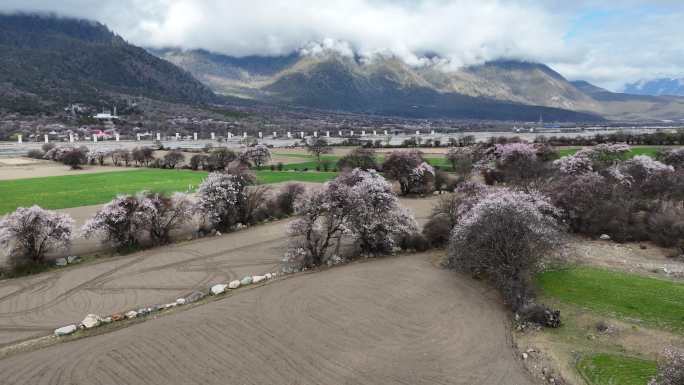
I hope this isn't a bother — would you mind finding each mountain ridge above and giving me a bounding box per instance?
[0,13,218,113]
[152,47,684,122]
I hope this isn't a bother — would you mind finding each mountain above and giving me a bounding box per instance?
[0,14,217,113]
[624,78,684,97]
[571,80,684,121]
[154,49,603,122]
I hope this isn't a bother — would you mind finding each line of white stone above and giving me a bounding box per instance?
[54,272,277,337]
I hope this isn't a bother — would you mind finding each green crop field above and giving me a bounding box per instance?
[577,354,656,385]
[537,267,684,331]
[0,169,337,214]
[255,170,337,184]
[271,153,453,171]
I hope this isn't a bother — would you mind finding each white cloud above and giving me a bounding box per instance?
[2,0,684,91]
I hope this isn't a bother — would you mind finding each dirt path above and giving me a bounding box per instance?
[0,253,532,385]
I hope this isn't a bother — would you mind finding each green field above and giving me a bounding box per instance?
[272,153,453,171]
[255,170,337,184]
[537,267,684,331]
[557,147,663,158]
[577,354,656,385]
[0,169,337,214]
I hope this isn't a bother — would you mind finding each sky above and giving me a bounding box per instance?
[2,0,684,91]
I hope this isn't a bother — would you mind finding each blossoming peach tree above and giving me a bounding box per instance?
[284,169,418,270]
[0,206,73,265]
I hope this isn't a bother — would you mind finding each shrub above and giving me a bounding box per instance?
[649,348,684,385]
[494,142,550,186]
[0,206,73,265]
[337,147,378,171]
[422,214,452,247]
[87,149,110,166]
[136,192,194,246]
[305,137,332,165]
[163,150,185,169]
[277,162,284,171]
[433,170,449,193]
[554,152,593,175]
[82,195,143,251]
[406,162,435,194]
[656,148,684,169]
[242,143,271,169]
[382,150,425,195]
[517,303,561,328]
[207,148,236,171]
[398,232,430,252]
[62,147,88,169]
[41,143,55,153]
[534,143,560,162]
[549,172,616,236]
[275,183,306,215]
[241,185,271,225]
[446,146,475,177]
[132,146,154,166]
[27,149,44,159]
[189,154,208,170]
[111,149,132,167]
[647,203,684,253]
[447,188,563,310]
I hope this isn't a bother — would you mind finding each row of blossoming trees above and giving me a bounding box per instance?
[34,142,273,171]
[0,163,301,273]
[417,143,684,329]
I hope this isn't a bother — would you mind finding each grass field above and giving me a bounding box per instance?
[255,170,337,184]
[577,353,656,385]
[272,153,453,171]
[0,169,337,214]
[557,147,663,158]
[537,267,684,331]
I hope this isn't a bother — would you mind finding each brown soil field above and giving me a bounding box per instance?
[0,253,533,385]
[0,196,438,347]
[0,158,137,180]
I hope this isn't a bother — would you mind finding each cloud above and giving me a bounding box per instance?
[2,0,684,91]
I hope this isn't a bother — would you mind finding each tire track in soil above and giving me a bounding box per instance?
[0,253,533,385]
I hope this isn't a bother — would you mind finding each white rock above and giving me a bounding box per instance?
[66,255,81,264]
[54,324,78,336]
[228,280,241,289]
[55,258,68,267]
[522,352,528,360]
[80,314,102,329]
[240,276,253,285]
[265,273,272,279]
[102,317,113,324]
[176,298,186,305]
[600,234,611,240]
[252,275,266,283]
[211,284,227,295]
[125,310,138,319]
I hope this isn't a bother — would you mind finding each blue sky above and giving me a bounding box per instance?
[2,0,683,91]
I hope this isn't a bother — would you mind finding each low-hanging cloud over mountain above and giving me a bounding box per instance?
[2,0,684,91]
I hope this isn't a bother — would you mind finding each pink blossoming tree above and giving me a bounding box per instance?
[0,206,73,264]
